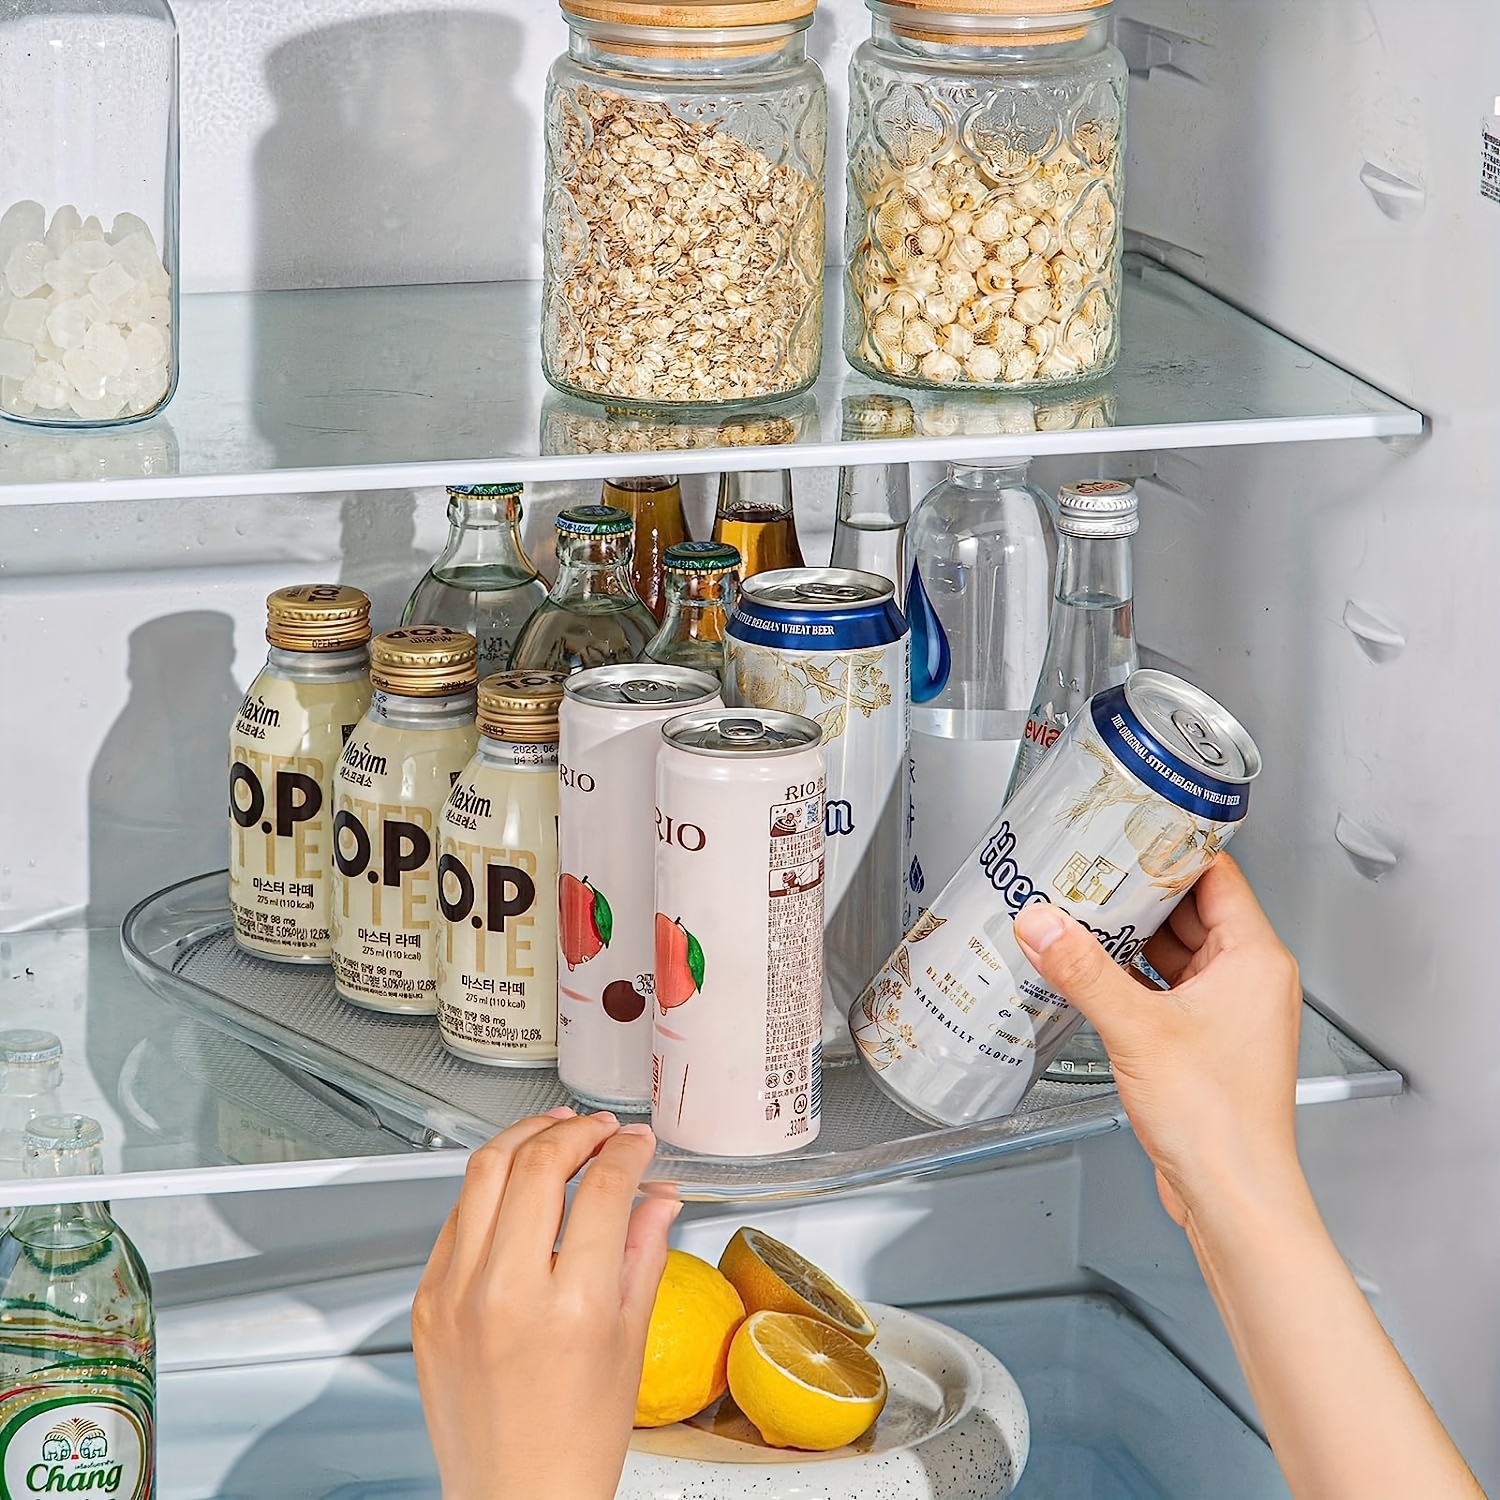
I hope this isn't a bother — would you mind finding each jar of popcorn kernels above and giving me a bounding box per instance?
[845,0,1124,391]
[542,0,826,409]
[0,0,179,426]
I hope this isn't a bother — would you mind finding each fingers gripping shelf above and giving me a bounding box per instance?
[110,872,1404,1207]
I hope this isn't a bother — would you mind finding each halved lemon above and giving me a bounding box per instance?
[719,1225,877,1347]
[727,1310,888,1451]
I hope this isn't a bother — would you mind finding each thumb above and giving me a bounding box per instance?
[1013,901,1141,1034]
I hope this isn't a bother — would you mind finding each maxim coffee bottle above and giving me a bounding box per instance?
[331,626,479,1013]
[437,671,567,1065]
[229,585,372,963]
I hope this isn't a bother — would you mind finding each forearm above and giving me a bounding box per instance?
[1183,1170,1481,1500]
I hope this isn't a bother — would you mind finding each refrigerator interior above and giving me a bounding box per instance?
[0,0,1495,1490]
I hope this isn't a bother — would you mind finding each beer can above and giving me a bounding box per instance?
[723,568,910,1058]
[851,670,1260,1126]
[557,664,720,1111]
[653,710,826,1157]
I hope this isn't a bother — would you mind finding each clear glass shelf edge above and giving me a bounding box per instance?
[73,871,1404,1209]
[0,256,1423,504]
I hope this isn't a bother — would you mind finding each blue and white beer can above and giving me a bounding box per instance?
[850,670,1260,1126]
[724,569,910,1056]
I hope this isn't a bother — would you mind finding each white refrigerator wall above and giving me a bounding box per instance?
[0,0,1494,1483]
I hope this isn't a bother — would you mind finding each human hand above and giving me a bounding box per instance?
[1013,854,1304,1230]
[412,1108,680,1500]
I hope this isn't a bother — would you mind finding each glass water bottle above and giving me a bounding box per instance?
[1007,479,1138,799]
[830,394,914,586]
[0,1030,63,1166]
[0,0,179,425]
[508,505,659,674]
[0,1116,155,1496]
[602,475,689,623]
[906,459,1054,910]
[403,484,547,677]
[645,541,740,680]
[712,470,804,580]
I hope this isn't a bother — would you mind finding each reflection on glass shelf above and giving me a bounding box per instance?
[120,873,1404,1206]
[0,256,1422,504]
[0,926,431,1206]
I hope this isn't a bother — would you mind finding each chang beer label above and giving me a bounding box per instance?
[1,1392,151,1498]
[229,671,369,961]
[329,720,477,1012]
[436,744,560,1061]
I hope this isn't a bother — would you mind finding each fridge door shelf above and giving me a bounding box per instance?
[0,255,1422,505]
[119,871,1404,1206]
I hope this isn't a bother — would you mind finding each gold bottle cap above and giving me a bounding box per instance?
[266,585,372,652]
[369,626,479,697]
[478,671,568,742]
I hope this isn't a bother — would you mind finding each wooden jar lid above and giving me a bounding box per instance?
[879,0,1108,45]
[561,0,815,28]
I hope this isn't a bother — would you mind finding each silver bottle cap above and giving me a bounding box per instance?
[1,1029,63,1066]
[23,1114,104,1179]
[1055,480,1139,538]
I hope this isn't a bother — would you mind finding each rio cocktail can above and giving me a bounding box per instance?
[723,568,909,1057]
[556,664,720,1111]
[851,670,1260,1126]
[653,710,826,1157]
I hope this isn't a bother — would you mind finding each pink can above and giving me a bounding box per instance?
[653,709,825,1157]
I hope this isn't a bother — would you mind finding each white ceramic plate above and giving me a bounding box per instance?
[619,1303,1029,1500]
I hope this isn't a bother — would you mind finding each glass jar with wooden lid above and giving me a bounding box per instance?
[542,0,827,409]
[844,0,1124,391]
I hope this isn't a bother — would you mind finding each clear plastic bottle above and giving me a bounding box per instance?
[0,1031,64,1167]
[601,476,689,623]
[402,484,547,678]
[905,459,1054,911]
[711,470,804,580]
[830,394,914,588]
[0,1116,154,1496]
[644,541,740,680]
[1007,480,1139,799]
[508,505,659,674]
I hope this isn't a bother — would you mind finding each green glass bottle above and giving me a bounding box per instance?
[0,1116,154,1500]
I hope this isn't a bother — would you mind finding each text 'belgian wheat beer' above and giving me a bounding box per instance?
[331,627,479,1013]
[556,665,721,1111]
[851,671,1260,1126]
[653,711,826,1157]
[724,568,910,1059]
[229,586,372,962]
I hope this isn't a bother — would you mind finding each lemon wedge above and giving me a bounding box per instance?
[634,1248,745,1428]
[727,1309,888,1451]
[719,1225,877,1347]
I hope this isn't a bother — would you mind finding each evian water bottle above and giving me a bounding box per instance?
[851,671,1260,1126]
[905,459,1053,913]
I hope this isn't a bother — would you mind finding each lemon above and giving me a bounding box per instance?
[634,1248,746,1428]
[719,1226,877,1347]
[727,1310,888,1451]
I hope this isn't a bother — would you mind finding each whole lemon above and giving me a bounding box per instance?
[634,1249,746,1427]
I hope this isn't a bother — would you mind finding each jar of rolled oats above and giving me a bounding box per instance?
[542,0,826,409]
[845,0,1124,391]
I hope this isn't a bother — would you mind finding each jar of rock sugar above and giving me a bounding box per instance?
[0,0,179,426]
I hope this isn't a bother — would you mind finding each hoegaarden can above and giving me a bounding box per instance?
[653,709,825,1158]
[724,568,910,1057]
[556,664,720,1111]
[851,670,1260,1126]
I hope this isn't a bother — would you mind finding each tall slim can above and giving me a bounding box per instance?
[724,568,909,1056]
[556,665,720,1111]
[653,710,826,1157]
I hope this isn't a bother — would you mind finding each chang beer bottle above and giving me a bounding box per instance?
[331,627,479,1013]
[0,1116,154,1500]
[229,585,373,962]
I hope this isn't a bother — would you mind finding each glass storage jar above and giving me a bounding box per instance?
[0,0,179,426]
[845,0,1123,391]
[543,0,826,409]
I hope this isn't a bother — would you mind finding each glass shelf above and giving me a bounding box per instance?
[112,871,1403,1208]
[0,255,1421,504]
